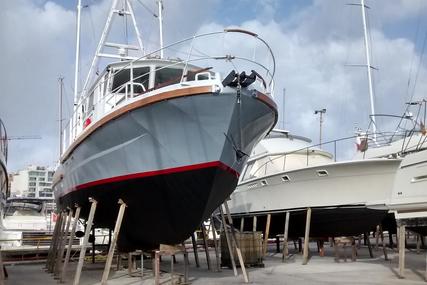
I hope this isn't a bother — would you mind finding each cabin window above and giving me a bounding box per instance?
[242,161,255,181]
[154,67,183,88]
[133,67,150,93]
[112,69,130,93]
[112,67,150,94]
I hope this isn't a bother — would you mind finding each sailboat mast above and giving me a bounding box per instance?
[157,0,164,58]
[73,0,82,107]
[360,0,377,137]
[58,77,64,157]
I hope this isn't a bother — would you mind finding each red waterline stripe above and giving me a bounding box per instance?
[67,161,239,194]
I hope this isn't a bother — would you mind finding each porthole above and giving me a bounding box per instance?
[316,170,328,177]
[281,175,290,182]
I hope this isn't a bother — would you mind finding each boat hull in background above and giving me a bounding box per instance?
[229,158,401,238]
[233,206,389,238]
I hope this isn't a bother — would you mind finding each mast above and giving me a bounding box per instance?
[58,77,64,157]
[282,88,286,129]
[81,0,144,96]
[157,0,164,58]
[73,0,82,107]
[360,0,377,138]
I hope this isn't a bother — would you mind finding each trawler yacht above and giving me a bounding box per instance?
[53,0,277,251]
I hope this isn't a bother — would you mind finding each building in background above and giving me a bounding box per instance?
[10,165,54,200]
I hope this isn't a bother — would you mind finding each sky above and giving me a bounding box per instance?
[1,0,427,172]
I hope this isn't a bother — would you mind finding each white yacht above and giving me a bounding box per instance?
[228,129,400,237]
[1,198,55,248]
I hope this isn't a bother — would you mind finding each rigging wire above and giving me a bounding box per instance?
[393,3,426,136]
[135,0,158,18]
[87,4,98,74]
[405,0,422,101]
[410,29,427,102]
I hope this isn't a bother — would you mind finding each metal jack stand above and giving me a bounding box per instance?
[220,200,249,283]
[101,199,127,285]
[61,205,81,283]
[73,198,98,285]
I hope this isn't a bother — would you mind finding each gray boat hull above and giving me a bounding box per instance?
[54,87,277,250]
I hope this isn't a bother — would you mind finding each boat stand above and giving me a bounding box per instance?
[398,224,406,278]
[302,208,312,265]
[263,214,271,256]
[0,246,5,284]
[375,225,380,251]
[253,216,257,231]
[380,225,388,260]
[60,205,81,283]
[220,200,249,283]
[54,208,73,279]
[153,244,189,285]
[46,211,65,273]
[417,234,422,254]
[365,232,374,258]
[101,199,127,284]
[210,215,221,272]
[282,211,290,262]
[73,198,98,285]
[200,222,212,271]
[333,237,356,262]
[190,233,200,267]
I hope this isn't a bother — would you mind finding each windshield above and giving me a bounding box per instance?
[4,202,44,217]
